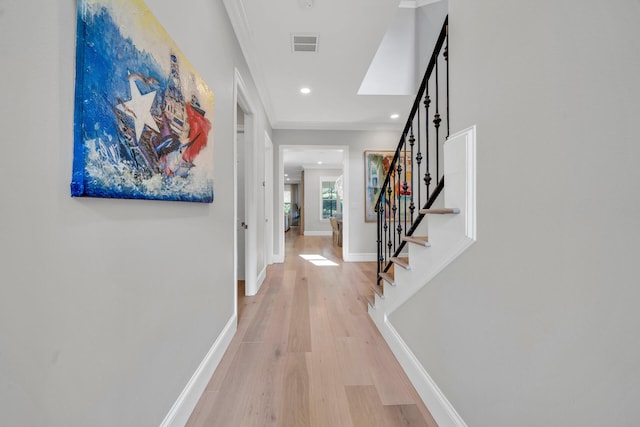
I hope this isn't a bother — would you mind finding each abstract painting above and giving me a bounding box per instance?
[364,150,412,222]
[71,0,215,202]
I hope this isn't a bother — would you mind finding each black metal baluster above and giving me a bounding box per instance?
[409,125,415,224]
[444,24,449,140]
[386,184,392,260]
[403,138,408,235]
[415,108,422,211]
[434,52,441,184]
[424,89,432,202]
[376,204,381,284]
[391,166,397,254]
[397,158,402,246]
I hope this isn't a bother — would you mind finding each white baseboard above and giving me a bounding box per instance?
[256,266,266,291]
[379,316,467,427]
[159,315,237,427]
[303,230,332,236]
[343,252,377,262]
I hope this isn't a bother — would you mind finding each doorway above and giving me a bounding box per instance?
[278,145,349,262]
[234,69,269,303]
[236,105,246,302]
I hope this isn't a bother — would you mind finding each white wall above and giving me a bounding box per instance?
[0,1,269,426]
[273,129,399,260]
[303,168,342,235]
[390,1,640,426]
[415,0,449,79]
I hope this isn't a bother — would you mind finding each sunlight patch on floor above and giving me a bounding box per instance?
[299,254,339,266]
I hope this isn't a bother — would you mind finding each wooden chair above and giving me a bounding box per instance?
[329,217,342,247]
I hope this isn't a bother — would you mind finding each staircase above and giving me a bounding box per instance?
[367,126,476,427]
[367,126,476,316]
[364,15,477,427]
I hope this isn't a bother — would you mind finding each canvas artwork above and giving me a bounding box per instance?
[364,150,412,222]
[71,0,215,202]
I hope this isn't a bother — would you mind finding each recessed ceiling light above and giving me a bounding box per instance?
[390,113,400,119]
[285,173,289,177]
[300,87,311,94]
[317,161,323,165]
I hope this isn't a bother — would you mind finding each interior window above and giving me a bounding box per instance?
[321,180,337,219]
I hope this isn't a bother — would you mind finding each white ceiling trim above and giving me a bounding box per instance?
[223,0,276,127]
[300,164,343,170]
[273,120,404,132]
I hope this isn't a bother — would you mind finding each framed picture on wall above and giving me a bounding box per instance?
[364,150,413,222]
[71,0,215,203]
[364,150,392,222]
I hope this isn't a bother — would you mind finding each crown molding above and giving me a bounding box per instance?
[223,0,276,126]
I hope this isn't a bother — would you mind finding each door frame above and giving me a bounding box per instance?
[234,69,259,298]
[264,132,274,266]
[276,144,349,262]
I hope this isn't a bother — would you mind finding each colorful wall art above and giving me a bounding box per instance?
[364,150,412,222]
[71,0,215,202]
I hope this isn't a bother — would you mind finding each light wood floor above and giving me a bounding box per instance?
[186,227,437,427]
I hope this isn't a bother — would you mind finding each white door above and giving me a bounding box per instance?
[236,106,246,281]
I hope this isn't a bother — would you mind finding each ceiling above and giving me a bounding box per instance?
[223,0,443,178]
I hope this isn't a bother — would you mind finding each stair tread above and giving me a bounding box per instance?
[390,257,411,270]
[418,207,460,215]
[378,272,395,286]
[402,235,431,247]
[364,294,376,309]
[371,284,384,299]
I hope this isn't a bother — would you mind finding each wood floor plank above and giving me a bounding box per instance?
[280,352,311,427]
[287,275,311,352]
[367,335,422,406]
[335,337,374,386]
[243,278,281,343]
[197,342,263,426]
[308,281,354,427]
[344,385,388,427]
[239,277,292,426]
[202,299,261,393]
[383,403,437,427]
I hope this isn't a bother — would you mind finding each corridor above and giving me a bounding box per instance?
[186,228,436,426]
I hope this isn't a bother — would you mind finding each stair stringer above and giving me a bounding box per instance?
[368,126,476,427]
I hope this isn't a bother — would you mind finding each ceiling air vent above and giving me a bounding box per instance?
[292,34,319,53]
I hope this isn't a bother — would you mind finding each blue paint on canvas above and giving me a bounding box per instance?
[72,0,214,203]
